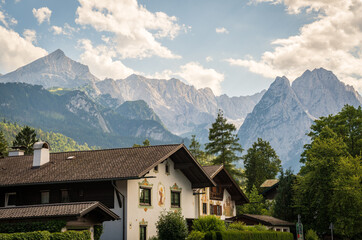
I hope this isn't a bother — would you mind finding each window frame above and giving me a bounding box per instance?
[139,187,152,206]
[170,190,181,208]
[5,192,16,207]
[165,163,170,175]
[139,225,147,240]
[41,191,50,204]
[61,189,70,203]
[202,203,207,214]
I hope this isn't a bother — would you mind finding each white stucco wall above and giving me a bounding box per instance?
[126,158,196,240]
[198,187,236,220]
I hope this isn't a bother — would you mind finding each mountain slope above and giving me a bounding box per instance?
[0,82,183,148]
[238,77,313,170]
[292,68,361,118]
[0,49,99,88]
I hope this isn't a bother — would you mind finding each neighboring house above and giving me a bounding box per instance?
[229,214,294,232]
[0,142,215,240]
[196,165,249,220]
[260,179,279,200]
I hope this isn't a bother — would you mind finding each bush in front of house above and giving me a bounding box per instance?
[0,230,91,240]
[156,211,188,240]
[305,229,319,240]
[192,215,226,233]
[186,231,206,240]
[0,220,66,233]
[203,230,294,240]
[93,225,103,240]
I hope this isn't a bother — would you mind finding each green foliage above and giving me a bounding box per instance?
[93,225,103,240]
[0,121,97,153]
[0,130,8,157]
[156,211,188,240]
[143,139,150,146]
[192,215,226,233]
[0,220,66,233]
[273,169,297,222]
[186,231,206,240]
[49,230,90,240]
[243,138,281,192]
[0,230,91,240]
[12,125,38,154]
[237,185,271,215]
[206,110,243,176]
[305,229,319,240]
[294,105,362,239]
[189,135,211,165]
[148,237,159,240]
[219,230,293,240]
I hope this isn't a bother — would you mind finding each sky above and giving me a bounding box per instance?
[0,0,361,97]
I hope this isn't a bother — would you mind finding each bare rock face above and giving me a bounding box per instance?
[0,49,99,88]
[238,69,362,170]
[292,68,361,118]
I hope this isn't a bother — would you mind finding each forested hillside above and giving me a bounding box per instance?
[0,121,98,152]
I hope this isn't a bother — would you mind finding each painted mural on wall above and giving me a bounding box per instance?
[158,182,165,207]
[223,196,234,216]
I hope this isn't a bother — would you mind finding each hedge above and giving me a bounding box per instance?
[204,230,294,240]
[93,225,103,240]
[0,220,66,233]
[0,230,91,240]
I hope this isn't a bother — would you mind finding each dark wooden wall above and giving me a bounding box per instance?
[0,181,114,208]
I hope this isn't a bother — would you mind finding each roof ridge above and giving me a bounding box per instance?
[0,201,99,209]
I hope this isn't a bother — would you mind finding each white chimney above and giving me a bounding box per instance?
[8,150,25,157]
[33,142,50,167]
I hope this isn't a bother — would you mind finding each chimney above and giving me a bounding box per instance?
[8,150,25,157]
[33,142,50,167]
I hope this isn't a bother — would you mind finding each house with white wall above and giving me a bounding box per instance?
[0,143,215,240]
[196,165,249,220]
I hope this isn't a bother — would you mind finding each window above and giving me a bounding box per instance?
[171,191,180,208]
[139,187,151,205]
[140,225,147,240]
[61,190,70,203]
[209,204,213,215]
[154,165,158,172]
[41,191,49,204]
[165,163,169,174]
[216,205,222,216]
[5,193,16,207]
[202,203,207,214]
[210,186,223,200]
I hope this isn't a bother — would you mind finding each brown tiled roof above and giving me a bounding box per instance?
[0,144,214,188]
[241,214,294,226]
[0,201,120,220]
[203,165,223,178]
[260,179,279,188]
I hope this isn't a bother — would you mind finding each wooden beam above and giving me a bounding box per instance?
[174,162,193,169]
[216,184,233,187]
[192,183,213,188]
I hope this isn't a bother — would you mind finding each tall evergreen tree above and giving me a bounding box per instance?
[0,130,8,157]
[273,169,296,222]
[12,126,38,154]
[243,138,281,192]
[189,135,210,165]
[205,110,243,174]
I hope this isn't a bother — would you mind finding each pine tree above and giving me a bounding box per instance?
[189,135,210,165]
[205,109,243,174]
[0,130,8,157]
[12,126,38,154]
[243,138,281,192]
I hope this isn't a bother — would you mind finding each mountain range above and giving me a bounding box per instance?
[0,49,361,170]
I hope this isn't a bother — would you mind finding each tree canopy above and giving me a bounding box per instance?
[205,110,243,175]
[0,130,8,157]
[243,138,281,192]
[189,135,210,166]
[294,105,362,239]
[12,126,39,155]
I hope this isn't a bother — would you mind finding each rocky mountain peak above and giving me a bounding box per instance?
[48,49,65,59]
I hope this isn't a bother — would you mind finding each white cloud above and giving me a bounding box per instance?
[234,0,362,92]
[216,27,229,34]
[32,7,52,24]
[50,23,76,36]
[206,56,213,62]
[75,0,182,59]
[0,10,17,27]
[0,25,47,73]
[0,11,6,27]
[147,62,225,95]
[78,39,134,80]
[23,29,36,43]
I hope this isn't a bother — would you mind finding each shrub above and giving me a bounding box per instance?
[148,236,159,240]
[50,230,91,240]
[305,229,319,240]
[0,230,91,240]
[0,220,66,233]
[186,231,206,240]
[220,230,293,240]
[93,225,103,240]
[156,211,188,240]
[192,215,226,233]
[227,222,247,231]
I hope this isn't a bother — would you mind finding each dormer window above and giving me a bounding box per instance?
[61,189,70,203]
[5,193,16,207]
[41,191,50,204]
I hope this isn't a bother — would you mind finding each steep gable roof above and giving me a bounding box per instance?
[203,165,249,204]
[0,144,214,188]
